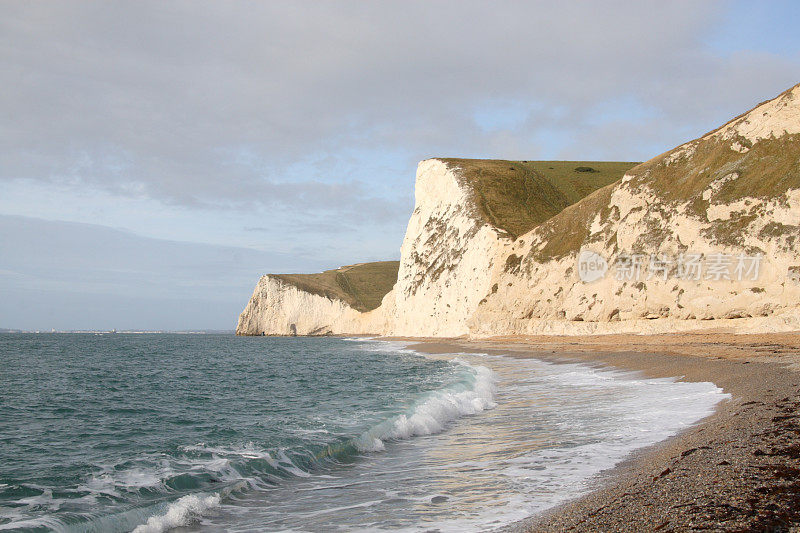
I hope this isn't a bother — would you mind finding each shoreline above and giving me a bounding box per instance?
[394,332,800,532]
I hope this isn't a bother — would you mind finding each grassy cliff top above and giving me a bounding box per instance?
[529,85,800,261]
[265,161,637,307]
[271,261,399,312]
[439,159,639,238]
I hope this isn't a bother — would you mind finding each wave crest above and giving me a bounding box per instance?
[354,360,496,452]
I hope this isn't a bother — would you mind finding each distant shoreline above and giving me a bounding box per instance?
[397,332,800,531]
[0,329,236,334]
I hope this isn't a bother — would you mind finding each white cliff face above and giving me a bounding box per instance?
[706,84,800,145]
[468,85,800,336]
[236,273,396,335]
[660,85,800,166]
[236,276,364,335]
[386,159,511,337]
[238,84,800,338]
[235,159,509,337]
[468,182,800,337]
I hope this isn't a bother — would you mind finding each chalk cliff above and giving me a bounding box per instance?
[471,83,800,335]
[237,159,628,335]
[236,262,398,336]
[387,159,513,337]
[238,83,800,337]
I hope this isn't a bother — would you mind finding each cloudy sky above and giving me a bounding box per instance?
[1,1,798,330]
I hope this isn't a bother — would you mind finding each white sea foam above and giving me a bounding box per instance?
[183,442,278,464]
[198,347,729,533]
[59,354,495,532]
[183,443,314,479]
[349,338,417,354]
[2,338,729,533]
[354,360,497,452]
[79,451,243,501]
[131,492,221,533]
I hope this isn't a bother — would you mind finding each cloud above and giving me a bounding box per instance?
[2,1,798,329]
[2,0,798,215]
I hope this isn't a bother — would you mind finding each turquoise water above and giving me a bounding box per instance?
[0,334,727,532]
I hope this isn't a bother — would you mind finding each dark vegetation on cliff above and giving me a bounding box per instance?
[528,86,800,262]
[271,261,399,312]
[264,160,638,309]
[439,159,638,239]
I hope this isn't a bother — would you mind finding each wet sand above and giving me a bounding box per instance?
[394,332,800,532]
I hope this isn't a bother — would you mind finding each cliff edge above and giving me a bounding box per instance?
[237,83,800,337]
[472,83,800,335]
[236,261,398,335]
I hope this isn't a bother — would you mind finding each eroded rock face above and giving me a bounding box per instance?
[238,83,800,337]
[236,274,396,335]
[235,159,509,337]
[470,85,800,336]
[468,187,800,336]
[236,276,358,336]
[386,159,513,337]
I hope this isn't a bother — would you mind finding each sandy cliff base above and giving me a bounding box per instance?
[402,333,800,532]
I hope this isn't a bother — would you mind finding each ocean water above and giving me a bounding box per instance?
[0,334,727,532]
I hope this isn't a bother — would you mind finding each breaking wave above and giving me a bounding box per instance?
[0,345,495,533]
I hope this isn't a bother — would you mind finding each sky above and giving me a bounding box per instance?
[1,0,799,331]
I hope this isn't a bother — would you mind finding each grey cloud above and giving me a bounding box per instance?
[3,1,799,331]
[3,0,798,216]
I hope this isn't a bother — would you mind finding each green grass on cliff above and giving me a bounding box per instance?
[529,104,800,261]
[439,159,639,238]
[267,160,636,307]
[633,134,800,207]
[271,261,399,312]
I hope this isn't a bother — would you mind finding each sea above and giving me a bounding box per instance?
[0,334,728,532]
